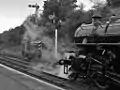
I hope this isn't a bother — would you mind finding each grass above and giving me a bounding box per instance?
[0,44,23,57]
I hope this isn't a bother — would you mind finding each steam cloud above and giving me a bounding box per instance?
[22,16,77,77]
[23,16,63,63]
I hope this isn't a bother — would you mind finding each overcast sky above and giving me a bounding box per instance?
[0,0,95,33]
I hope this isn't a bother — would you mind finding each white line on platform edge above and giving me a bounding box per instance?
[0,63,66,90]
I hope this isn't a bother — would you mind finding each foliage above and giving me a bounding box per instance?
[42,0,93,41]
[90,0,120,22]
[89,0,116,22]
[1,0,115,46]
[107,0,120,7]
[62,9,92,40]
[101,6,112,22]
[42,0,77,22]
[0,25,25,45]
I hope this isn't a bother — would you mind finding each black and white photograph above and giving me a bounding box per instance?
[0,0,120,90]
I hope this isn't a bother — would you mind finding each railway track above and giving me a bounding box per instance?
[0,54,100,90]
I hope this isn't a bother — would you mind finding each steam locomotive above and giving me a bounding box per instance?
[58,16,120,89]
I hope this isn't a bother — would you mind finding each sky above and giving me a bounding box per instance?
[0,0,44,33]
[0,0,103,33]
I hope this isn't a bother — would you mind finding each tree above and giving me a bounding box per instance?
[89,0,113,22]
[0,25,25,45]
[63,9,93,40]
[106,0,120,7]
[42,0,77,22]
[41,0,79,41]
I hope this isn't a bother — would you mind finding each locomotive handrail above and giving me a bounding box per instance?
[104,21,110,33]
[105,15,120,33]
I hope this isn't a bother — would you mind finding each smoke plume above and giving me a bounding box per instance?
[23,16,63,63]
[22,16,77,77]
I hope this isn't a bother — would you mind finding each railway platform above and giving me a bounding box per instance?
[0,63,65,90]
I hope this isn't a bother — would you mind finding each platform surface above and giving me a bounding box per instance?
[0,64,65,90]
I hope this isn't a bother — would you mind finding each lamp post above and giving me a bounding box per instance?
[28,3,39,23]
